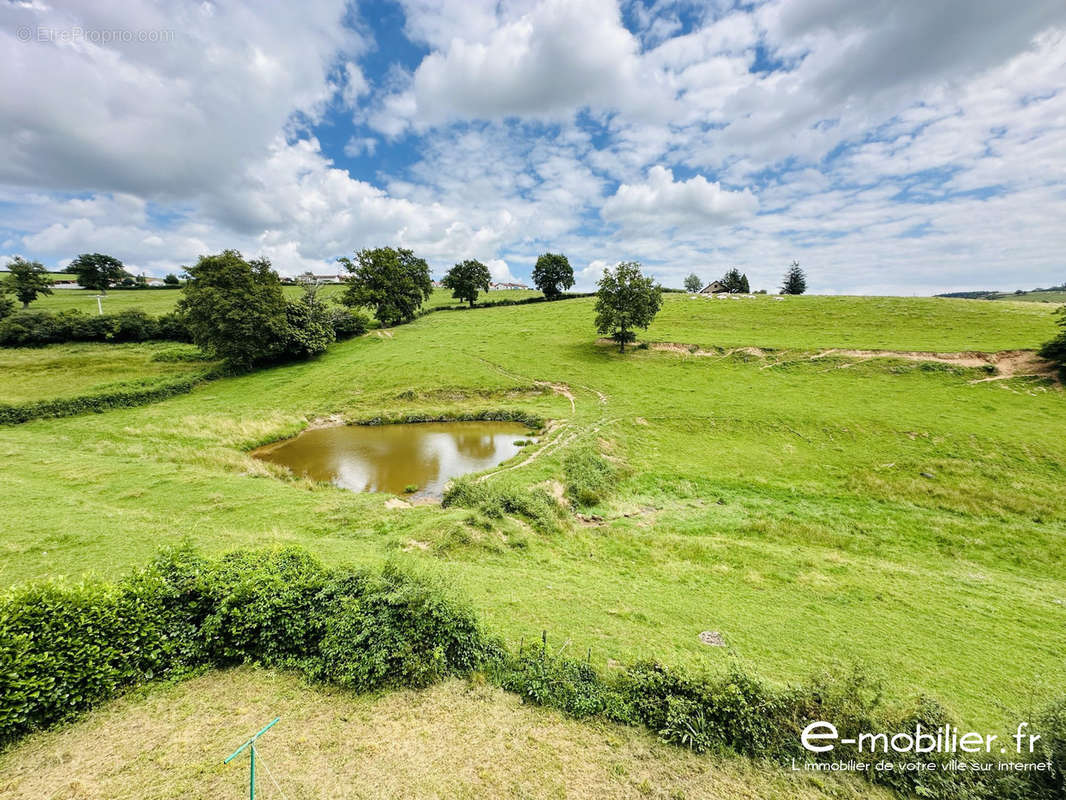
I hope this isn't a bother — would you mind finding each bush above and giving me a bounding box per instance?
[0,309,192,347]
[328,307,369,340]
[0,547,499,745]
[280,298,334,360]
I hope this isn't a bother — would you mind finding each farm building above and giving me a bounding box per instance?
[700,280,727,294]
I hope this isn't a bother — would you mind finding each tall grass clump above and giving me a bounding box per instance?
[563,441,623,508]
[442,475,563,533]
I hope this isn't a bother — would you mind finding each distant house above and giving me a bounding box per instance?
[310,274,346,284]
[140,276,165,287]
[51,278,81,289]
[700,280,727,294]
[490,281,530,291]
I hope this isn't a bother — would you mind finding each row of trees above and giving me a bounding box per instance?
[683,262,807,295]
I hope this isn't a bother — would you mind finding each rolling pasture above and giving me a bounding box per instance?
[1,293,1062,742]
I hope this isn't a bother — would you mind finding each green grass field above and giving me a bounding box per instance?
[22,285,541,316]
[0,342,213,404]
[1,294,1063,748]
[0,668,884,800]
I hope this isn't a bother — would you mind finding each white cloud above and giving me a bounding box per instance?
[602,166,758,228]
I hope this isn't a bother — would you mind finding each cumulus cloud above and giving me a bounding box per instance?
[602,166,758,228]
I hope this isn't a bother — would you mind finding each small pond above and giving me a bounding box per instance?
[252,420,531,498]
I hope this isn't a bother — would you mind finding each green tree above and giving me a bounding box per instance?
[683,273,702,293]
[282,292,335,359]
[163,273,180,286]
[177,250,290,369]
[594,261,663,353]
[3,256,53,308]
[781,261,807,295]
[442,259,491,307]
[1039,306,1066,366]
[739,273,750,293]
[338,247,433,326]
[67,253,127,294]
[532,252,575,300]
[0,292,14,320]
[721,268,746,293]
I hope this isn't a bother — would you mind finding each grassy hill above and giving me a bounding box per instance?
[18,285,540,316]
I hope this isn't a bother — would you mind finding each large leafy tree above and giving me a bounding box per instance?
[781,261,807,295]
[442,259,491,307]
[67,253,127,294]
[594,261,663,353]
[532,252,575,300]
[683,273,702,293]
[1039,306,1066,367]
[338,247,433,326]
[3,256,53,308]
[177,250,291,369]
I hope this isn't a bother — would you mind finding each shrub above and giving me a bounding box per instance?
[328,307,369,340]
[0,547,499,745]
[280,298,335,360]
[0,309,192,347]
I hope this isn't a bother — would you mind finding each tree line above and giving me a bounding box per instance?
[683,261,807,295]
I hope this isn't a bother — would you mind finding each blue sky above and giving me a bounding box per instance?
[1,0,1065,294]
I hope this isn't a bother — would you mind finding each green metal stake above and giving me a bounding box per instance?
[224,717,280,800]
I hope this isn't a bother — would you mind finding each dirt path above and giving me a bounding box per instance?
[625,339,1059,383]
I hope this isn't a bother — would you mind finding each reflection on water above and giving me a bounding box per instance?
[252,421,529,497]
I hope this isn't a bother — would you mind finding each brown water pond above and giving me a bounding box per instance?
[252,420,531,498]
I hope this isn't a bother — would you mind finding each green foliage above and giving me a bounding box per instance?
[442,259,491,307]
[683,274,702,293]
[562,442,620,508]
[67,253,127,294]
[594,261,663,352]
[497,652,1063,800]
[163,273,180,286]
[1038,306,1066,366]
[3,256,53,308]
[281,297,335,359]
[327,306,370,340]
[532,252,575,300]
[338,247,433,326]
[312,565,501,690]
[721,268,748,294]
[0,292,13,319]
[0,371,212,425]
[0,309,192,347]
[782,261,807,295]
[177,250,290,369]
[0,547,499,745]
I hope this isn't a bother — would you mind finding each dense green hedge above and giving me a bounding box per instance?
[495,649,1064,800]
[2,546,1062,800]
[0,309,191,347]
[0,547,499,745]
[0,372,214,425]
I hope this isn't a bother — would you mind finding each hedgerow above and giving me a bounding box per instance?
[2,547,1062,800]
[0,372,216,425]
[0,547,500,745]
[0,309,192,347]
